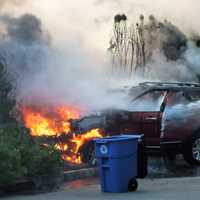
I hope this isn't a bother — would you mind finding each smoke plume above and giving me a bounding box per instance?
[0,0,199,115]
[0,0,28,9]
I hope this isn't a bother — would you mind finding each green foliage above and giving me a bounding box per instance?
[0,124,63,186]
[0,140,25,185]
[0,58,16,123]
[25,145,63,177]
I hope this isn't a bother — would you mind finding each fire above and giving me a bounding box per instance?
[56,128,103,164]
[21,105,79,137]
[54,143,68,151]
[71,128,103,153]
[21,104,103,164]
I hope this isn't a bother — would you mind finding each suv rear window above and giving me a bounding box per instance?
[129,90,167,111]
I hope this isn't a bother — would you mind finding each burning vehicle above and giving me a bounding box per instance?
[21,104,104,165]
[0,9,199,168]
[20,81,200,166]
[71,82,200,165]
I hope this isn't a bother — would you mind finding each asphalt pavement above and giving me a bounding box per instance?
[2,155,200,200]
[2,176,200,200]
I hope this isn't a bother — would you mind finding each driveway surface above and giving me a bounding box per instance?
[2,176,200,200]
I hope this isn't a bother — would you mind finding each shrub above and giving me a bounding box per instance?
[0,124,64,187]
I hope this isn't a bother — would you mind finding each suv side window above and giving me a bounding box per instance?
[166,91,188,107]
[184,91,200,102]
[129,90,167,111]
[165,91,200,109]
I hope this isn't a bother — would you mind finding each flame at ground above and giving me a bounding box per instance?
[21,104,103,164]
[58,128,103,164]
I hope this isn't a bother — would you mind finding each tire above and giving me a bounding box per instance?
[128,178,138,192]
[79,141,97,166]
[183,132,200,165]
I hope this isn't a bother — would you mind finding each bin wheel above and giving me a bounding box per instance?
[128,178,138,192]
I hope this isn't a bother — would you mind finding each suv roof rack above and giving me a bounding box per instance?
[139,82,200,88]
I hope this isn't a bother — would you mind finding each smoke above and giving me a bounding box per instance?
[0,0,199,115]
[0,14,45,43]
[93,0,200,35]
[0,12,121,114]
[0,14,49,83]
[0,0,28,9]
[109,14,194,78]
[163,100,200,129]
[128,91,166,112]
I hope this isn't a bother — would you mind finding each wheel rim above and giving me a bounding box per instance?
[192,138,200,161]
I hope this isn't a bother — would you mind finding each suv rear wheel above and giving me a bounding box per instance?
[183,132,200,165]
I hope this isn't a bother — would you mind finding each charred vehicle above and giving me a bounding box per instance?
[75,82,200,165]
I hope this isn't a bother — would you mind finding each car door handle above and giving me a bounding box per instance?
[145,117,157,120]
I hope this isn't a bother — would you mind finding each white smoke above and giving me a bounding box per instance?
[145,49,197,81]
[184,42,200,75]
[0,0,200,114]
[0,0,28,9]
[164,100,200,128]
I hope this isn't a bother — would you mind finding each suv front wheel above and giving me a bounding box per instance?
[183,132,200,165]
[79,140,97,166]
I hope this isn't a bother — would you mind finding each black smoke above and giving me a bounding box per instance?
[0,14,50,85]
[0,14,48,44]
[140,15,187,61]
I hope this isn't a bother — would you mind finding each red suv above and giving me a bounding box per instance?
[77,82,200,165]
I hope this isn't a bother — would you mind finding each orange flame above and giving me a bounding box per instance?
[71,128,103,154]
[21,104,103,164]
[55,128,103,164]
[21,105,79,137]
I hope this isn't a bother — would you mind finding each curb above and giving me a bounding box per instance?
[64,168,98,182]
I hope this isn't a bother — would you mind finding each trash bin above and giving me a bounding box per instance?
[95,134,147,193]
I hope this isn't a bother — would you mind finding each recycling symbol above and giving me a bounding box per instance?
[100,145,108,154]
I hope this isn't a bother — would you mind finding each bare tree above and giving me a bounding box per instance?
[108,14,187,77]
[108,14,146,76]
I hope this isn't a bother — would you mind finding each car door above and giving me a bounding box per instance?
[142,111,162,146]
[119,112,143,134]
[129,90,167,146]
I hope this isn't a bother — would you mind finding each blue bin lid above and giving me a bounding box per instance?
[94,134,143,144]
